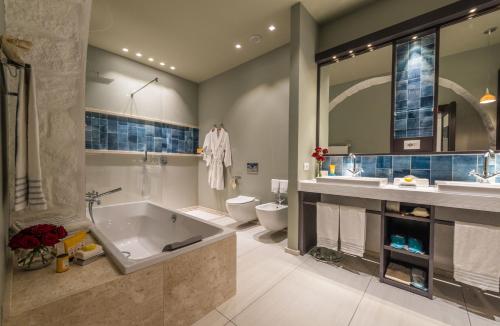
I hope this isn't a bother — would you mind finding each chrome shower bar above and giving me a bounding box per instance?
[130,77,159,98]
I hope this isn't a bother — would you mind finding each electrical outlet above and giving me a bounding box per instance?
[303,162,310,171]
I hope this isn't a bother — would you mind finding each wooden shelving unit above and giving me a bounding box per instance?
[380,201,435,299]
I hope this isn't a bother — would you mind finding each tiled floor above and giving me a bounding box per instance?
[185,208,500,326]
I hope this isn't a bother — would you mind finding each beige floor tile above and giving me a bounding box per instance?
[192,310,230,326]
[350,279,470,326]
[233,258,371,326]
[468,313,500,326]
[217,244,306,319]
[237,234,265,257]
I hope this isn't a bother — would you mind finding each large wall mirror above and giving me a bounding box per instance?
[317,5,500,155]
[438,9,500,152]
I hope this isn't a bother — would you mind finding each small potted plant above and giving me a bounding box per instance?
[9,224,68,271]
[312,147,328,178]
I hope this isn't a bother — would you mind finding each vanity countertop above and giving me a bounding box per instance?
[299,179,500,212]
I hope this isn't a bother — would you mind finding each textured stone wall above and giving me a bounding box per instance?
[5,0,92,220]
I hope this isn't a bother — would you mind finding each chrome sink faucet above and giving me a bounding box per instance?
[469,149,500,183]
[347,153,363,177]
[85,187,122,224]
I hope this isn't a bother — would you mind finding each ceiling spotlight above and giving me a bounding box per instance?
[268,25,276,31]
[412,35,418,40]
[367,43,372,47]
[160,62,165,66]
[135,52,142,57]
[348,50,353,54]
[148,58,154,62]
[122,48,129,52]
[235,43,242,49]
[469,8,477,13]
[170,66,176,70]
[332,56,337,59]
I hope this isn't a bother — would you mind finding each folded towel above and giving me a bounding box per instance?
[14,66,47,211]
[316,202,339,251]
[271,179,280,194]
[279,179,288,194]
[453,221,500,292]
[13,214,91,234]
[339,205,366,257]
[385,262,411,285]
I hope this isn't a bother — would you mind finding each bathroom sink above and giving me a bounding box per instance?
[315,176,388,187]
[435,181,500,196]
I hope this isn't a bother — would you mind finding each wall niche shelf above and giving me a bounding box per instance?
[85,149,202,158]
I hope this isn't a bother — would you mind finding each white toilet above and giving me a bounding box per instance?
[225,195,260,223]
[256,203,288,231]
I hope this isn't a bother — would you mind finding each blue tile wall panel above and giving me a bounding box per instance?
[394,33,436,139]
[85,111,199,154]
[323,153,496,185]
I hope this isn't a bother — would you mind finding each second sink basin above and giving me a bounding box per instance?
[316,176,388,187]
[435,180,500,196]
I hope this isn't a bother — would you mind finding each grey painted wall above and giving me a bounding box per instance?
[197,45,290,212]
[288,4,318,252]
[319,0,457,52]
[85,46,199,209]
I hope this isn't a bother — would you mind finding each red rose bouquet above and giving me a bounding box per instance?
[9,224,68,270]
[311,147,328,177]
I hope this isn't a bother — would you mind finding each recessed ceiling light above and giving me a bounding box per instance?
[235,43,242,49]
[135,52,142,57]
[170,66,176,70]
[332,56,337,59]
[268,25,276,31]
[122,48,129,52]
[469,8,477,13]
[160,62,165,66]
[148,58,154,62]
[412,35,418,40]
[348,50,353,54]
[367,43,372,47]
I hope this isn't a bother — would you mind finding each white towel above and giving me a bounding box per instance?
[316,202,339,251]
[453,222,500,292]
[271,179,280,194]
[339,205,366,257]
[14,66,47,211]
[279,179,288,194]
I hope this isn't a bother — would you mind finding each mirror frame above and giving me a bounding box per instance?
[316,0,500,155]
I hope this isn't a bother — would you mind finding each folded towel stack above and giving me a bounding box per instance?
[339,205,366,257]
[454,221,500,292]
[316,202,339,251]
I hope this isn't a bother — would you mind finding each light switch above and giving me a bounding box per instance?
[303,162,310,171]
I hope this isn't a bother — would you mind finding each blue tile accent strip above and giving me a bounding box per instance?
[394,33,436,139]
[323,153,494,185]
[85,111,199,154]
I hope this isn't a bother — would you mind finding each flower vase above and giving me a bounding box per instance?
[316,161,323,178]
[16,246,54,271]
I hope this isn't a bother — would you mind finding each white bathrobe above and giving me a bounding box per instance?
[203,128,231,190]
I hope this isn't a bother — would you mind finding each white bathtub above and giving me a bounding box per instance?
[88,201,234,274]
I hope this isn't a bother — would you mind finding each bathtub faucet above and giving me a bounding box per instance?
[85,187,122,224]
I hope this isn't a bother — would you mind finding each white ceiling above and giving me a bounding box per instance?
[89,0,375,82]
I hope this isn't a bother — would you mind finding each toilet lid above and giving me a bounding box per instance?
[226,195,255,204]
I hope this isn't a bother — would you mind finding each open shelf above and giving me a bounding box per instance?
[381,277,430,298]
[85,149,202,157]
[384,211,430,223]
[383,245,429,260]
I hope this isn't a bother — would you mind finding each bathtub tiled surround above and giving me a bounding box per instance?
[394,33,436,139]
[85,110,199,154]
[4,235,236,326]
[326,153,499,184]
